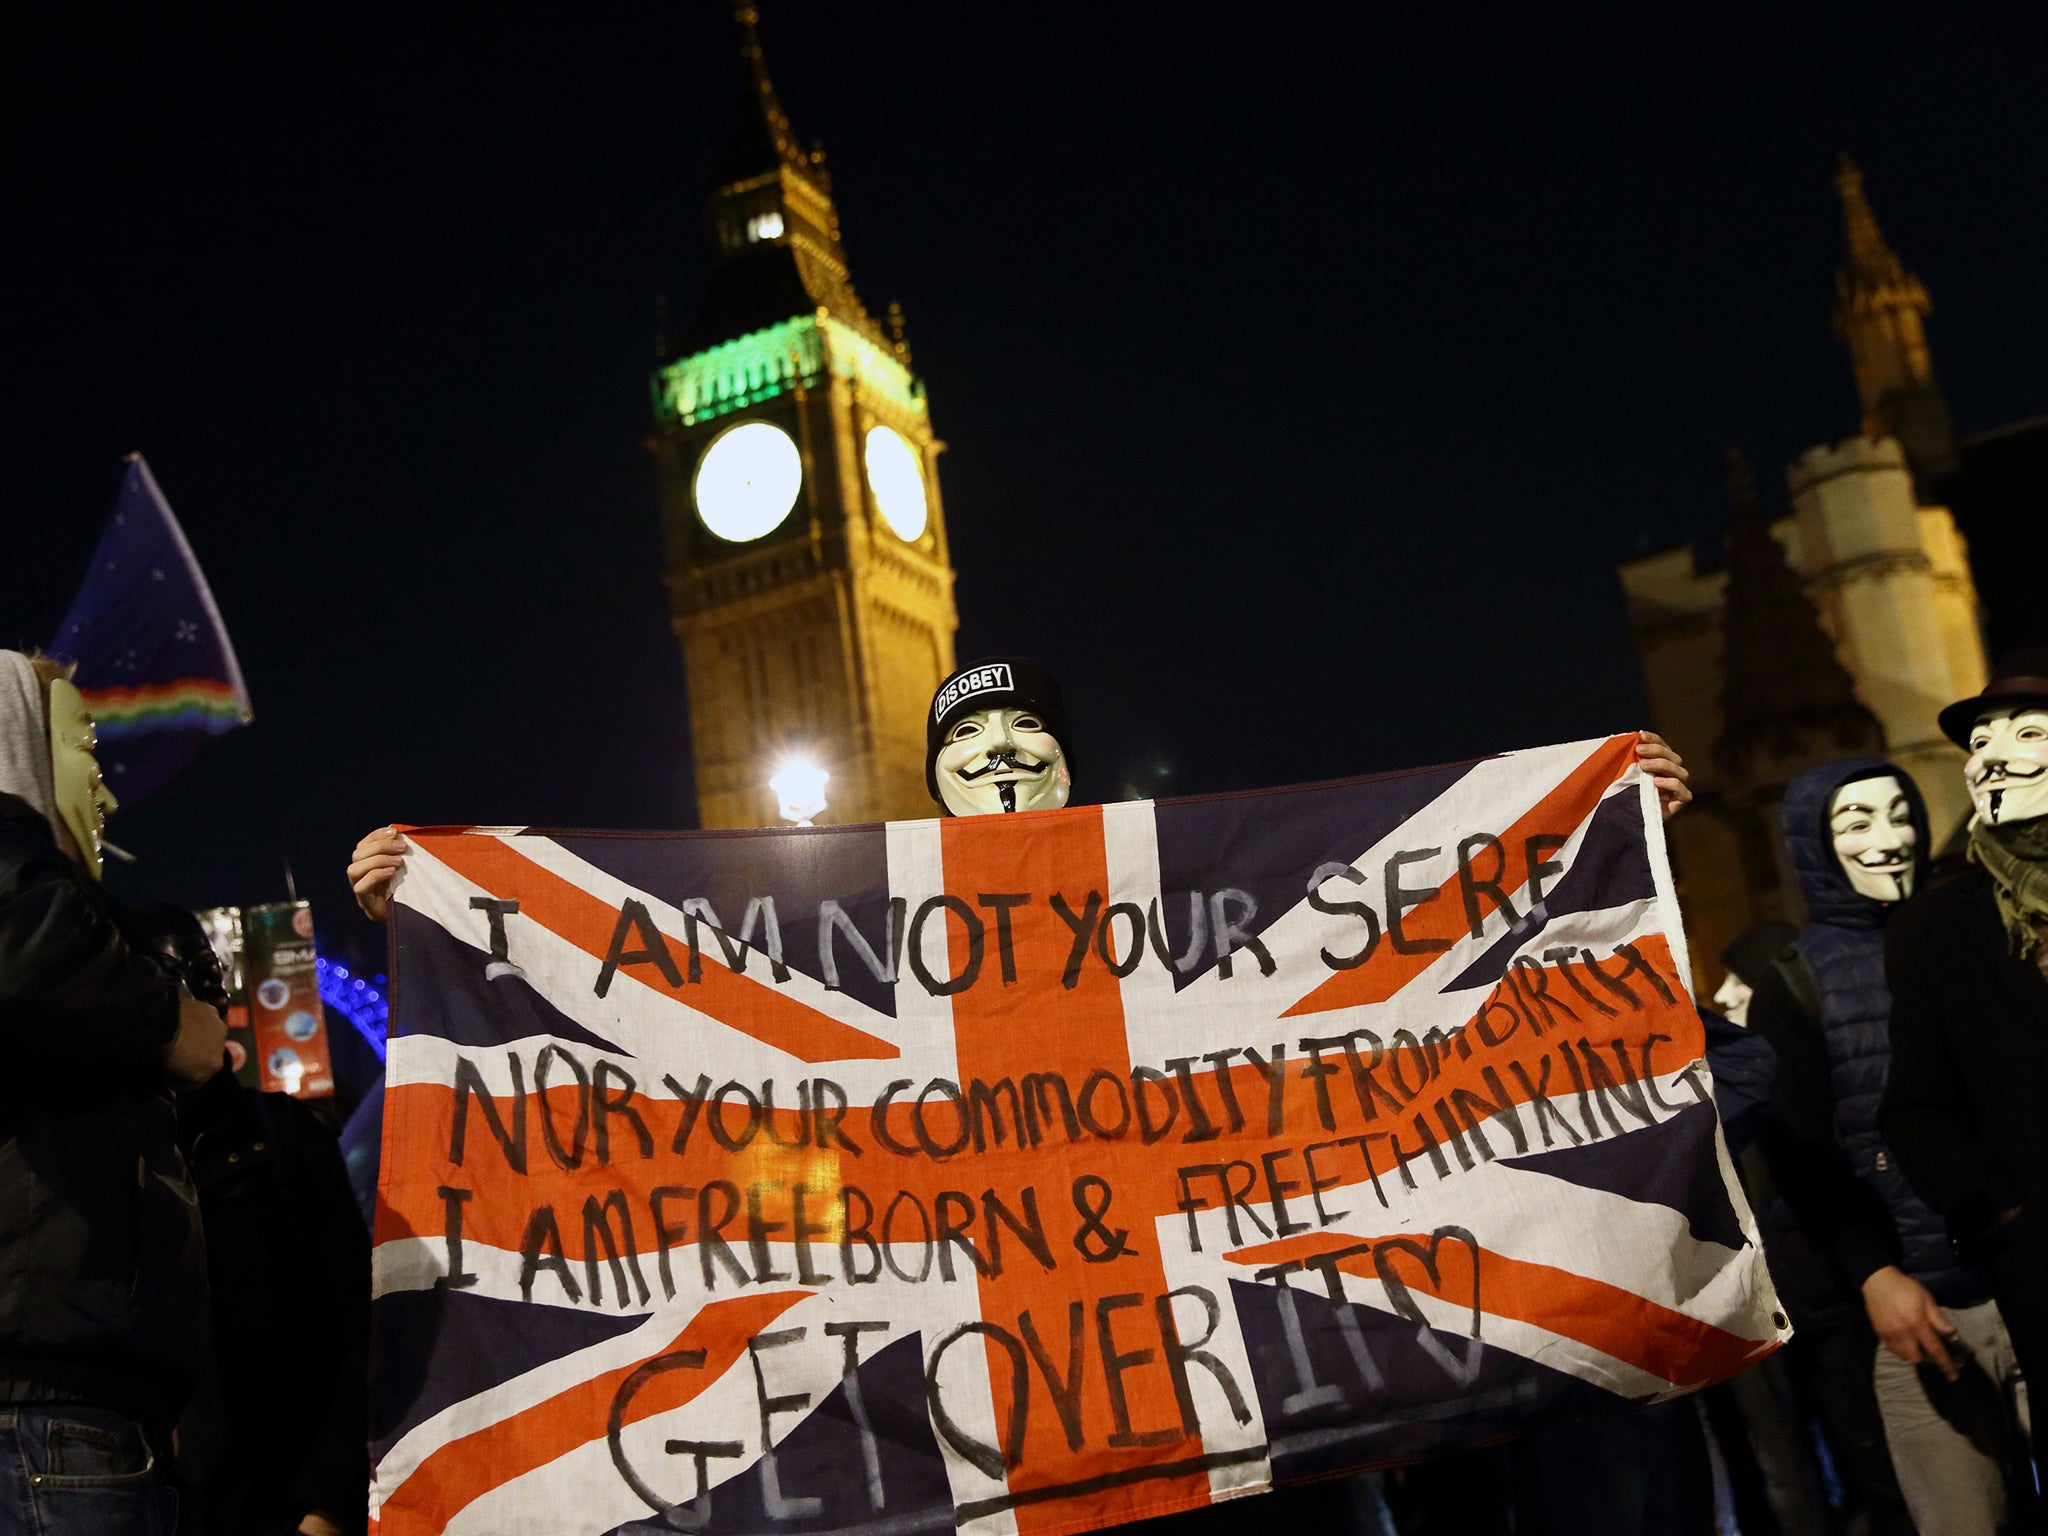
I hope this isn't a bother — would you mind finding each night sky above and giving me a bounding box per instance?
[7,2,2045,954]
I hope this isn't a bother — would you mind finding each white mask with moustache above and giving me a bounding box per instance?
[935,707,1070,817]
[1829,774,1916,903]
[1965,707,2048,826]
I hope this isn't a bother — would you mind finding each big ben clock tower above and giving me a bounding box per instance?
[653,4,959,829]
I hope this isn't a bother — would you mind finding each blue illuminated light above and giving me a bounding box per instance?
[316,954,389,1059]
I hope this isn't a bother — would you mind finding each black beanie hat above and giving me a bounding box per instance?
[1717,920,1797,988]
[925,657,1074,808]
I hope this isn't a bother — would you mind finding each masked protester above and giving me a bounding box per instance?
[924,658,1074,816]
[338,658,1700,1536]
[1882,647,2048,1459]
[924,661,1398,1533]
[0,650,226,1536]
[1696,925,1835,1536]
[1711,922,1796,1030]
[1748,759,2029,1536]
[924,661,1716,1536]
[134,905,369,1536]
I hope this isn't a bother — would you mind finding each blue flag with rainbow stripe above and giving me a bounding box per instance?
[50,455,252,803]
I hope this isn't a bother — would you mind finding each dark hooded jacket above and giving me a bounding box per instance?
[1748,759,1981,1304]
[0,791,211,1429]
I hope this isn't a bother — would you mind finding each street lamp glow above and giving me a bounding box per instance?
[770,757,830,826]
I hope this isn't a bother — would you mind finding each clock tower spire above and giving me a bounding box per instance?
[653,4,958,829]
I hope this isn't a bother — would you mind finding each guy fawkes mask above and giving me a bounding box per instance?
[1965,707,2048,826]
[47,678,117,879]
[935,707,1070,817]
[1828,774,1916,903]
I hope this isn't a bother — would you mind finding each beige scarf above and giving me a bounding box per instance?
[1968,814,2048,965]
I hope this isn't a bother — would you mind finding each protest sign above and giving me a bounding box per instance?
[369,735,1784,1536]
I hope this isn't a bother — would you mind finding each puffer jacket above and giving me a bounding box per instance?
[0,791,209,1429]
[1758,759,1979,1303]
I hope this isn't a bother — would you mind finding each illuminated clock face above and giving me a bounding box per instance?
[693,421,803,542]
[863,425,929,542]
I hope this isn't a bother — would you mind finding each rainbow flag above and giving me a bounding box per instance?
[50,455,252,802]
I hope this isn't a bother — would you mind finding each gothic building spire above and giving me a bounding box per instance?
[722,3,820,186]
[1830,155,1957,487]
[1835,154,1905,288]
[677,3,884,356]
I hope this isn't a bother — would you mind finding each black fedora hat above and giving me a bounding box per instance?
[1937,645,2048,746]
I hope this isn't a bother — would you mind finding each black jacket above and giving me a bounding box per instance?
[0,791,209,1427]
[178,1069,370,1535]
[1881,862,2048,1247]
[1703,1009,1845,1323]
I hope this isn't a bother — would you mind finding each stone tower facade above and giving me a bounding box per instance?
[651,6,958,829]
[1709,449,1884,918]
[1617,161,1988,986]
[1785,436,1983,837]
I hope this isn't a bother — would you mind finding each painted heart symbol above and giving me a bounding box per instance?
[1373,1226,1485,1387]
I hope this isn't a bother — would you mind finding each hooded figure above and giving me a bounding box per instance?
[1764,758,1964,1299]
[0,650,213,1526]
[1701,922,1795,1146]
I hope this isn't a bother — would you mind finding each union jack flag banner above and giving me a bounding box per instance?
[370,734,1786,1536]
